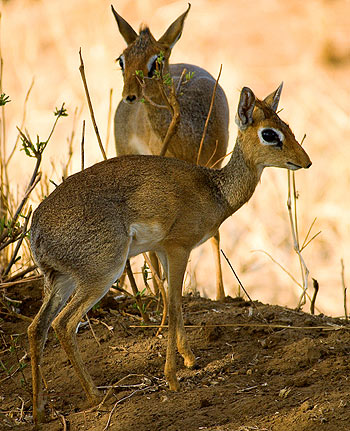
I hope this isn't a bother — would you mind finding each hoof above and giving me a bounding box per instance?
[33,407,49,428]
[184,354,196,369]
[86,390,104,409]
[166,374,180,391]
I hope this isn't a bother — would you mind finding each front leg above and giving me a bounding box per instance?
[164,246,195,390]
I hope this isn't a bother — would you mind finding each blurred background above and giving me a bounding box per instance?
[1,0,349,316]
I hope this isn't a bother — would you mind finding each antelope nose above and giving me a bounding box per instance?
[125,94,137,104]
[306,161,312,169]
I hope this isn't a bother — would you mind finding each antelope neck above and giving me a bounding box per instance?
[215,139,262,215]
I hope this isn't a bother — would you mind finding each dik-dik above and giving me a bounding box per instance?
[28,84,311,424]
[112,4,229,300]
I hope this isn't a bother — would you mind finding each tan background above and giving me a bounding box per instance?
[2,0,350,316]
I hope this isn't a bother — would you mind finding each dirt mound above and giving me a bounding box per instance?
[1,282,350,430]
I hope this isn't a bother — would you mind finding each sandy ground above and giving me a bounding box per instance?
[1,279,350,430]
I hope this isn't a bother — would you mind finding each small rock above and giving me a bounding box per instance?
[200,398,212,408]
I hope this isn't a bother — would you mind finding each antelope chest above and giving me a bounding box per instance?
[129,134,152,155]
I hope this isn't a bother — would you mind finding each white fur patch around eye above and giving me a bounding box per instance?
[258,127,285,146]
[119,54,125,70]
[147,54,158,72]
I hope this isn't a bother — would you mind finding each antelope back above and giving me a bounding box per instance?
[235,84,312,171]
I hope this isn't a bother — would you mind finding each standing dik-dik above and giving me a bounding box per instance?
[111,4,229,300]
[28,84,311,424]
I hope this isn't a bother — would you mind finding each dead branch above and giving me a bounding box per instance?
[197,64,222,165]
[81,120,85,171]
[79,48,107,161]
[125,260,150,323]
[142,252,167,336]
[287,171,309,309]
[310,278,319,315]
[341,259,348,321]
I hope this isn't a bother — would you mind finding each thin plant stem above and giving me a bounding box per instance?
[125,260,150,323]
[3,207,32,276]
[6,78,35,167]
[197,64,222,165]
[142,252,167,336]
[310,278,319,315]
[221,248,272,330]
[81,120,85,171]
[341,259,348,321]
[79,48,107,161]
[105,88,113,154]
[287,170,309,309]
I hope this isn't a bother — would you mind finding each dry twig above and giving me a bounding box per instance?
[287,170,309,309]
[78,48,107,161]
[197,64,222,165]
[341,259,348,321]
[310,278,319,315]
[142,252,167,336]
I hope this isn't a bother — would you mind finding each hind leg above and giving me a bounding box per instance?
[163,247,195,391]
[28,273,75,424]
[51,266,125,406]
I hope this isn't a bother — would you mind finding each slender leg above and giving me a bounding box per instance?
[149,252,161,295]
[210,230,225,301]
[51,277,114,405]
[164,247,195,391]
[27,273,75,424]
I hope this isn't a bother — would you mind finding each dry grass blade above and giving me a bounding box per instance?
[157,66,185,157]
[101,375,160,431]
[125,260,150,323]
[253,249,303,289]
[158,84,180,157]
[341,259,348,321]
[105,88,113,154]
[0,274,41,289]
[85,314,100,346]
[310,278,319,315]
[142,252,168,336]
[196,64,222,165]
[79,48,107,161]
[287,170,309,309]
[209,149,233,169]
[3,207,32,276]
[5,78,34,167]
[81,120,85,171]
[129,322,350,331]
[300,217,322,252]
[221,249,272,329]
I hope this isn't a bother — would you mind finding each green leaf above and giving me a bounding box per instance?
[0,93,10,106]
[135,70,144,79]
[54,104,68,117]
[157,51,164,64]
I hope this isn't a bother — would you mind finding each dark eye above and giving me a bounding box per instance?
[117,56,124,72]
[261,128,283,148]
[262,129,279,143]
[148,59,157,78]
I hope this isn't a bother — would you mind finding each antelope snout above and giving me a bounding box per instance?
[123,94,137,104]
[301,152,312,169]
[122,79,140,104]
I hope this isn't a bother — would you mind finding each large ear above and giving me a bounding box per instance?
[111,5,138,45]
[263,82,283,112]
[158,3,191,48]
[235,87,256,130]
